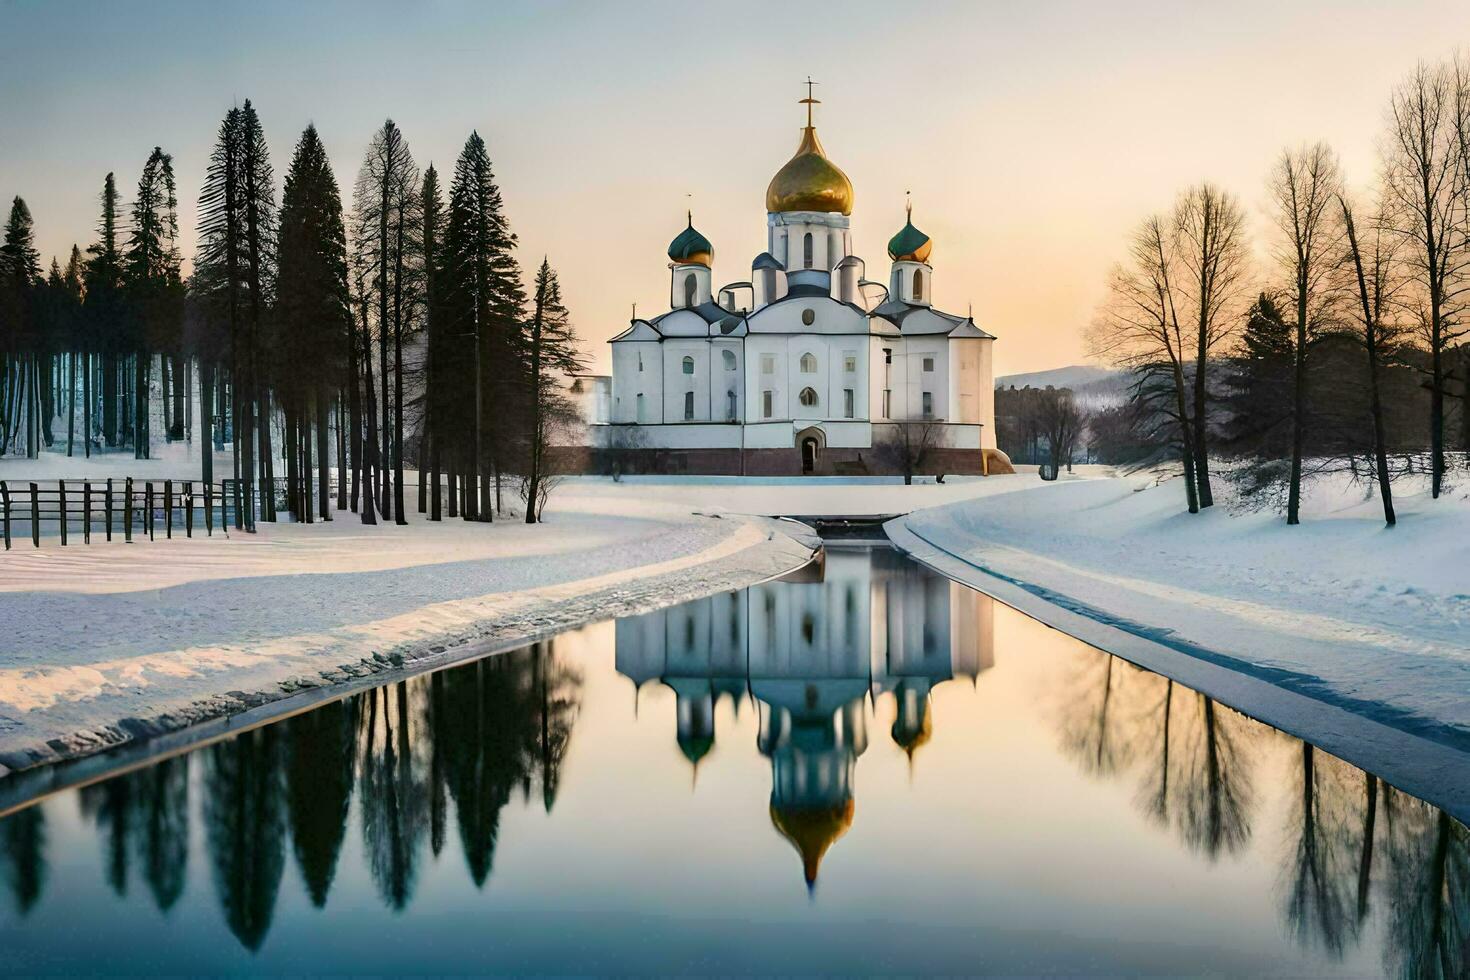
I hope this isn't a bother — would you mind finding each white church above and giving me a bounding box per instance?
[576,88,1010,477]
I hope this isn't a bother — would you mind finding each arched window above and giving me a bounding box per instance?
[726,389,738,419]
[798,387,818,408]
[684,390,695,420]
[912,269,924,302]
[802,232,814,269]
[722,350,737,371]
[799,352,817,373]
[684,272,697,307]
[682,356,694,375]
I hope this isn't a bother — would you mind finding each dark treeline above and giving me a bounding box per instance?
[0,642,580,951]
[1084,52,1470,526]
[0,104,584,527]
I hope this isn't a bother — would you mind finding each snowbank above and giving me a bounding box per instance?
[888,472,1470,755]
[0,490,818,781]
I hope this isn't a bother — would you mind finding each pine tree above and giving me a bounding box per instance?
[194,109,246,517]
[420,164,444,519]
[125,147,184,458]
[1,197,42,457]
[352,119,421,524]
[522,258,584,522]
[440,131,524,521]
[85,173,123,450]
[277,124,350,522]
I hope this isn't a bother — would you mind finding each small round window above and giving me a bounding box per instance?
[801,308,815,326]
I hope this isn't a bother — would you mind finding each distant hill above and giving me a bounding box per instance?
[995,364,1128,407]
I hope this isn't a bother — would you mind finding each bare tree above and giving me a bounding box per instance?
[1268,144,1345,524]
[1174,183,1249,508]
[1034,387,1086,480]
[872,419,947,485]
[1338,193,1404,526]
[1381,57,1470,499]
[1088,215,1201,513]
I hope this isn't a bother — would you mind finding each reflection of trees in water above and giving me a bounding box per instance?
[1055,652,1127,777]
[77,756,189,910]
[433,643,582,888]
[1169,692,1254,860]
[286,697,355,907]
[1055,652,1256,859]
[204,727,286,952]
[1278,745,1366,958]
[1051,646,1469,970]
[0,806,45,915]
[1380,788,1469,979]
[359,680,430,911]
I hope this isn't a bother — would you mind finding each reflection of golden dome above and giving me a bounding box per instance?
[765,127,854,216]
[892,707,933,759]
[770,800,855,886]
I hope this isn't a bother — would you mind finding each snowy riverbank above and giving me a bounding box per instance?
[0,490,819,779]
[887,471,1470,755]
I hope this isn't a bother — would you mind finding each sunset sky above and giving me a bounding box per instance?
[3,0,1468,376]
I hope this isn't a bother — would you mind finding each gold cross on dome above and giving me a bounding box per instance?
[800,76,820,127]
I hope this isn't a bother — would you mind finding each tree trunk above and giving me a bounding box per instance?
[1287,288,1308,525]
[67,352,77,456]
[317,389,331,521]
[1171,361,1201,514]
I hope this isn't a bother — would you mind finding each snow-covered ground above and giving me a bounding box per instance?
[887,470,1470,756]
[558,471,1055,516]
[0,486,818,779]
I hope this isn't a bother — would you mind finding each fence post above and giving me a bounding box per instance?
[105,478,114,542]
[165,480,173,539]
[184,481,193,538]
[30,483,40,548]
[146,482,155,541]
[59,480,67,546]
[1,481,9,550]
[205,481,214,536]
[124,478,133,543]
[83,481,92,544]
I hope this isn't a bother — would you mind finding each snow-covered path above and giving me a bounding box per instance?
[888,475,1470,746]
[0,493,818,778]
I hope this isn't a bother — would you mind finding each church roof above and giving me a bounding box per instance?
[668,216,713,268]
[871,299,994,338]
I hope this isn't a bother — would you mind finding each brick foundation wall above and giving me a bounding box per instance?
[546,445,992,477]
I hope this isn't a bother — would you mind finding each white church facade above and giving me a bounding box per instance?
[577,90,1009,476]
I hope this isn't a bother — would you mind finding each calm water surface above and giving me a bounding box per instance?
[1,548,1466,976]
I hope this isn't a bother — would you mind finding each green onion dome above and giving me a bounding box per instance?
[887,218,932,263]
[669,216,713,267]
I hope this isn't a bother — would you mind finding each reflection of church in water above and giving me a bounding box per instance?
[615,548,994,888]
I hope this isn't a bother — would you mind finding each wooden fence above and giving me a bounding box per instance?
[0,478,247,549]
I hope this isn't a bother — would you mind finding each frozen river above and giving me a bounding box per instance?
[0,547,1465,975]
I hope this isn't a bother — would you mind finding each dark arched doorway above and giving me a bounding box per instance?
[801,437,819,473]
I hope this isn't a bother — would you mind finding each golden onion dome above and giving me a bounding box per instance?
[769,800,856,887]
[765,125,854,216]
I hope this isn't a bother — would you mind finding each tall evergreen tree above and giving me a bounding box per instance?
[420,164,444,519]
[522,258,584,523]
[352,119,421,524]
[1,197,42,457]
[192,101,276,526]
[440,131,524,521]
[84,173,123,451]
[276,123,350,522]
[124,147,184,458]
